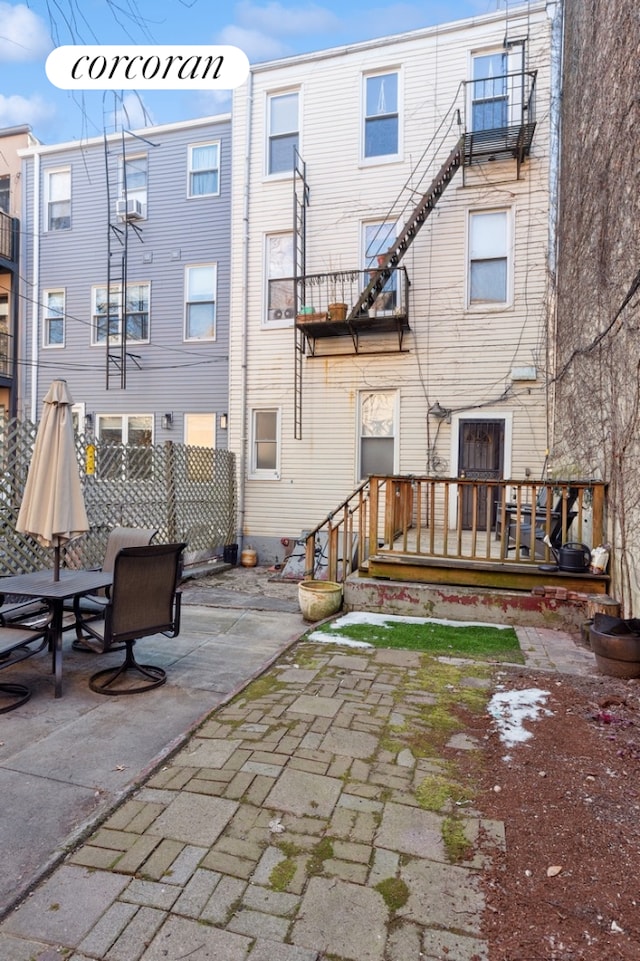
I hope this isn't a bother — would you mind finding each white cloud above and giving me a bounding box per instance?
[0,3,52,62]
[218,24,290,62]
[0,92,52,127]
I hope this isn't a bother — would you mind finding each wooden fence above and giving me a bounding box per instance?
[0,418,236,575]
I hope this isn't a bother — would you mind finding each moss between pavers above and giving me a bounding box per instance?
[374,876,410,912]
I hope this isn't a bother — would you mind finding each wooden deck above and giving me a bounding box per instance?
[363,552,610,595]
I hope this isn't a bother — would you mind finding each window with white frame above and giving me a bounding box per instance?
[471,52,508,132]
[468,210,509,306]
[363,71,399,159]
[267,91,299,175]
[250,408,280,477]
[120,154,148,210]
[363,221,397,313]
[188,142,220,197]
[43,290,65,347]
[265,233,295,325]
[358,390,397,480]
[185,264,216,340]
[46,168,71,230]
[95,414,153,480]
[92,282,150,344]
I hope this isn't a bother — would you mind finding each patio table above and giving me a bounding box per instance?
[0,569,112,699]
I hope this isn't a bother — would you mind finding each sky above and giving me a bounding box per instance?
[0,0,523,145]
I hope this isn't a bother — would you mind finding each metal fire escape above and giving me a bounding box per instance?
[103,128,144,390]
[292,61,537,438]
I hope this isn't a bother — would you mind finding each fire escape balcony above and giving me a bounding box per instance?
[0,210,18,266]
[463,69,537,178]
[296,266,410,354]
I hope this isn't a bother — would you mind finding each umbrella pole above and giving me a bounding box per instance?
[54,544,60,581]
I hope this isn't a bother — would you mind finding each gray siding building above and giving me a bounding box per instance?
[19,115,231,450]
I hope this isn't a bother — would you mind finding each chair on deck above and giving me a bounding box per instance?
[75,542,186,695]
[504,487,579,558]
[0,612,53,712]
[71,526,157,650]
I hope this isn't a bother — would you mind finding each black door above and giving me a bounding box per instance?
[458,420,504,530]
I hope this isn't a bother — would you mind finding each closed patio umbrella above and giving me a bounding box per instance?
[16,379,89,580]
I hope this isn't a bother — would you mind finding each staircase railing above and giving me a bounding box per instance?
[304,476,608,583]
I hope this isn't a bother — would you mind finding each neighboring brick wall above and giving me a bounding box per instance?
[554,0,640,615]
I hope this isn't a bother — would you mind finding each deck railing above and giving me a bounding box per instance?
[304,475,607,582]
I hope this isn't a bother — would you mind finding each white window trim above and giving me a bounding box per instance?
[265,87,301,180]
[356,389,399,483]
[42,288,65,348]
[360,68,403,166]
[263,232,295,329]
[184,263,217,342]
[91,281,151,346]
[44,166,71,232]
[187,140,221,198]
[466,207,513,311]
[249,407,281,480]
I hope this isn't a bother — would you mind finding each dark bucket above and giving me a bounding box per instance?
[223,543,238,565]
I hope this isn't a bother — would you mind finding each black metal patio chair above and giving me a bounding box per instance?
[0,612,53,712]
[70,526,157,651]
[74,542,186,695]
[504,486,578,558]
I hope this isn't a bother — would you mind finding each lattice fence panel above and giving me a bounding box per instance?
[0,418,236,576]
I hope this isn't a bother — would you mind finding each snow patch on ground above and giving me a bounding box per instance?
[488,688,552,748]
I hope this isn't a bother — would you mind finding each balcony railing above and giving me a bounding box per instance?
[304,475,607,583]
[0,331,10,377]
[0,210,16,262]
[462,69,537,171]
[295,267,410,350]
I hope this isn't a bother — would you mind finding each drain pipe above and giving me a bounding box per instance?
[546,0,565,462]
[29,149,41,421]
[236,69,254,555]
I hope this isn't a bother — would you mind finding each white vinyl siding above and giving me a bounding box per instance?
[267,91,299,175]
[188,142,220,197]
[468,210,509,306]
[185,264,217,340]
[43,289,65,347]
[228,6,551,543]
[46,168,71,230]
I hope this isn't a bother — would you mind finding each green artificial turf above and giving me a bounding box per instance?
[312,617,524,662]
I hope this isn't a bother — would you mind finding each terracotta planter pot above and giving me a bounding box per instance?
[589,614,640,678]
[298,580,343,622]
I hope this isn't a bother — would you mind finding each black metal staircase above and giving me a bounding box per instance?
[347,136,465,322]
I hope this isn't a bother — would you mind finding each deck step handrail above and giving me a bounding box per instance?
[304,475,608,584]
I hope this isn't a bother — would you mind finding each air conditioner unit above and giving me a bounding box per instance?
[116,197,145,221]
